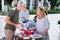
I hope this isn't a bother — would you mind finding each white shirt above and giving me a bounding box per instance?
[36,16,50,33]
[19,9,29,30]
[19,9,29,22]
[19,10,29,19]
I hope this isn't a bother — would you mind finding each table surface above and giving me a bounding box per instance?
[16,34,44,40]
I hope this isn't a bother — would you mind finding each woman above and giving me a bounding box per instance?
[34,7,50,40]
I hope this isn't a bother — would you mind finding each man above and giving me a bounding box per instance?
[4,1,22,40]
[15,0,29,37]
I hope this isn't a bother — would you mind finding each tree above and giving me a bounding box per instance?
[48,0,57,10]
[0,0,2,11]
[5,0,13,5]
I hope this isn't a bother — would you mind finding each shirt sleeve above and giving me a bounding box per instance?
[7,10,15,19]
[26,10,29,18]
[44,17,50,29]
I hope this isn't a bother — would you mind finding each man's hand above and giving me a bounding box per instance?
[15,24,20,29]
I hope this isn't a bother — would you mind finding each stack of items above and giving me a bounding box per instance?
[20,20,36,36]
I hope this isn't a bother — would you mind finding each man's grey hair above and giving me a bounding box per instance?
[17,0,27,7]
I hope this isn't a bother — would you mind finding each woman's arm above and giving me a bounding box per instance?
[42,17,50,36]
[45,16,50,29]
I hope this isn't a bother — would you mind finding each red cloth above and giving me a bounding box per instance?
[21,29,35,36]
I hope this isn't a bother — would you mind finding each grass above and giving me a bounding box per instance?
[58,20,60,24]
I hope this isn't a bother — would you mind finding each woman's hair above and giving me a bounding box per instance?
[38,7,48,18]
[44,9,48,15]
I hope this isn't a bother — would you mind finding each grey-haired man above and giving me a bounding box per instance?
[4,1,22,40]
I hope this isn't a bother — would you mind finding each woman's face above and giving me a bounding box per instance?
[37,7,43,16]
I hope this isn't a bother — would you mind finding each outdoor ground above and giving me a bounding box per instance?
[0,14,60,40]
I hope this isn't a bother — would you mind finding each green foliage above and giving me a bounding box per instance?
[58,20,60,24]
[0,8,60,15]
[29,9,36,15]
[8,5,12,11]
[57,0,60,2]
[48,9,60,14]
[29,9,60,14]
[1,9,4,15]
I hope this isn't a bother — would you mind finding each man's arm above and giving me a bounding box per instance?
[4,9,19,28]
[4,16,17,28]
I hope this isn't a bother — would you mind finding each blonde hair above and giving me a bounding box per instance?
[38,7,47,18]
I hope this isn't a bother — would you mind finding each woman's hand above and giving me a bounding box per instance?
[42,32,47,36]
[42,29,48,36]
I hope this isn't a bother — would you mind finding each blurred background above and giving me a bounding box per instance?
[0,0,60,15]
[0,0,60,40]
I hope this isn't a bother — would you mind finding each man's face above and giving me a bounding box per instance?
[17,3,26,11]
[17,5,21,11]
[21,4,26,9]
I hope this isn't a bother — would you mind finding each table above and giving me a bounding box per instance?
[15,35,31,40]
[15,34,44,40]
[30,34,43,40]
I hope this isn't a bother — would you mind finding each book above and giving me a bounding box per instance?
[29,34,43,39]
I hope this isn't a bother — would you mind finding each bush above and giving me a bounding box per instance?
[48,9,60,14]
[29,9,60,14]
[1,8,60,15]
[29,9,36,15]
[58,20,60,24]
[0,6,12,15]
